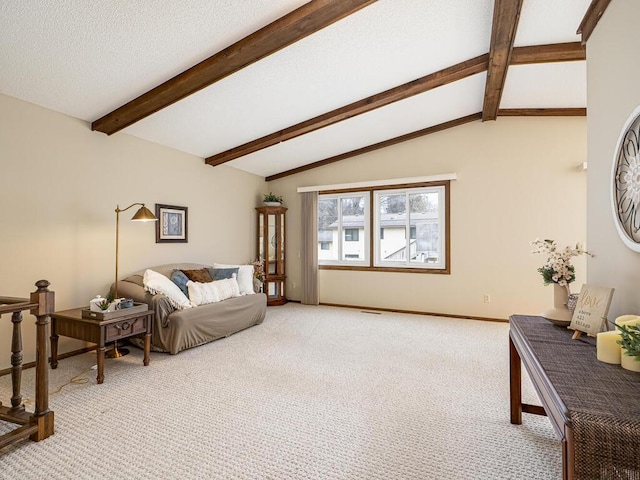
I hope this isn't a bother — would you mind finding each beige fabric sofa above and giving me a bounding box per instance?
[112,263,267,354]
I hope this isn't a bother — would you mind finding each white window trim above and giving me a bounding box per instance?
[373,186,446,270]
[319,192,370,267]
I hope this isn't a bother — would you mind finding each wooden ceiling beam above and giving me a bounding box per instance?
[482,0,524,122]
[510,42,585,65]
[91,0,378,135]
[498,108,586,116]
[265,113,483,182]
[577,0,612,45]
[266,106,587,181]
[206,54,489,166]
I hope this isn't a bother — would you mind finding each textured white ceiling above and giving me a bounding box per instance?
[515,0,590,46]
[232,74,486,177]
[0,0,591,178]
[0,0,308,120]
[125,0,493,158]
[501,62,587,108]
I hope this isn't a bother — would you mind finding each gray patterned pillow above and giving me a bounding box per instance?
[207,267,239,281]
[170,270,190,298]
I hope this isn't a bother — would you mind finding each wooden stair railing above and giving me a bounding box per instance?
[0,280,54,450]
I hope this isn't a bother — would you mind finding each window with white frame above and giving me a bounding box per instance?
[317,193,369,264]
[317,182,449,272]
[374,186,445,269]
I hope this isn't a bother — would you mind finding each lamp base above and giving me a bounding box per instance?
[105,341,130,358]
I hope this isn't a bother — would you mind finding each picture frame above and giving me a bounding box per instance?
[568,284,615,337]
[155,204,188,243]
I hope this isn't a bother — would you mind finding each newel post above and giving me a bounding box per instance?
[29,279,55,440]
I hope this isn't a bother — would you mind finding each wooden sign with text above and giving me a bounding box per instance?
[569,284,615,337]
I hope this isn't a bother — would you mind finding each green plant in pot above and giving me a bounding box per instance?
[616,323,640,372]
[97,294,116,311]
[263,192,283,205]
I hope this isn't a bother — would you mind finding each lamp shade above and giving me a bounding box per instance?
[131,205,157,221]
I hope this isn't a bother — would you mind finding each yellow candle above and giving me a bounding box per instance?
[596,330,622,364]
[616,319,640,335]
[615,315,640,327]
[621,350,640,372]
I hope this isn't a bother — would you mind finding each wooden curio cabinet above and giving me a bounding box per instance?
[256,206,287,306]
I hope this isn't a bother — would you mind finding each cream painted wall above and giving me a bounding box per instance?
[586,0,640,318]
[0,94,265,369]
[269,117,587,319]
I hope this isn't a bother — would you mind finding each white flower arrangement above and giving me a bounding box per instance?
[530,239,593,287]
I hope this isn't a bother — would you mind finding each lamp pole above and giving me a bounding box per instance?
[114,203,156,299]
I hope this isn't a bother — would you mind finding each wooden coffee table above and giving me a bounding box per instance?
[50,307,153,384]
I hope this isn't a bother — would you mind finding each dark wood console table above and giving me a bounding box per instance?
[509,315,640,480]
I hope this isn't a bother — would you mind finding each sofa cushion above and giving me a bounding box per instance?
[207,267,239,281]
[181,268,213,283]
[170,269,191,298]
[187,277,240,307]
[158,294,266,354]
[130,263,209,279]
[143,269,191,310]
[123,274,144,287]
[213,263,255,295]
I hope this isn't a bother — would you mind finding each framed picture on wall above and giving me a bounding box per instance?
[155,204,188,243]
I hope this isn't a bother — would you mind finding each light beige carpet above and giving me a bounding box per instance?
[0,304,559,479]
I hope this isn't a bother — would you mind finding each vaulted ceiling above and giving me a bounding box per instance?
[1,1,598,180]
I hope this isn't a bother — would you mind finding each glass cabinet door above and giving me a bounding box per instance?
[256,206,287,306]
[268,213,276,273]
[258,214,265,261]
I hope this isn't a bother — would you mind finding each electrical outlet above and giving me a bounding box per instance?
[483,294,491,303]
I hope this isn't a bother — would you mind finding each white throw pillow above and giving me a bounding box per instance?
[143,269,191,310]
[187,277,241,307]
[213,263,255,295]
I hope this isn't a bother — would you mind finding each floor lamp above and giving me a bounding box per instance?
[109,203,157,358]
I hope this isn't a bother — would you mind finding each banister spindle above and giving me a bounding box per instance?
[0,279,55,447]
[9,311,24,414]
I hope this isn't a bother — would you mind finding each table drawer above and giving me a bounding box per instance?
[105,317,146,342]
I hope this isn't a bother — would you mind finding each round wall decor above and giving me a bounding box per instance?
[611,105,640,252]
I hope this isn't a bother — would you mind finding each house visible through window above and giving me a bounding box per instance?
[317,182,449,272]
[375,186,445,269]
[317,193,369,264]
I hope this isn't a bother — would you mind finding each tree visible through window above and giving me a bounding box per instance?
[375,187,443,268]
[318,193,368,264]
